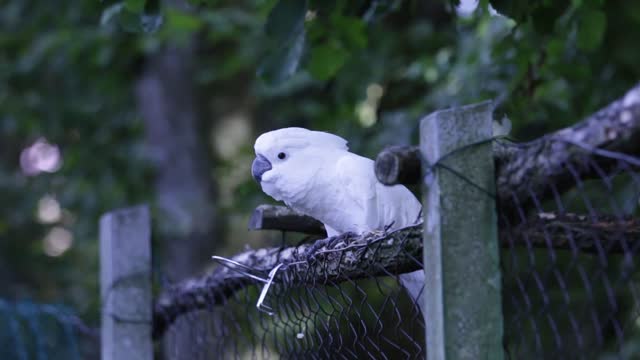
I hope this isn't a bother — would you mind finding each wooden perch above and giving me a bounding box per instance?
[153,211,640,338]
[153,225,423,339]
[374,83,640,209]
[248,204,325,235]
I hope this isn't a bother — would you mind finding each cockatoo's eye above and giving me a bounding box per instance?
[277,152,287,160]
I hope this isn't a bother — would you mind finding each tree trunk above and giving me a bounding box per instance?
[136,41,221,359]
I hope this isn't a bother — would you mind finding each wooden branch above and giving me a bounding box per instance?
[375,145,422,186]
[153,225,423,339]
[494,83,640,209]
[374,83,640,209]
[153,211,639,339]
[248,204,326,235]
[503,213,640,253]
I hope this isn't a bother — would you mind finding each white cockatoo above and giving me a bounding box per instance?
[251,127,424,312]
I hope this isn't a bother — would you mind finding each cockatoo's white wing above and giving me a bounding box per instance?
[374,182,422,229]
[334,152,424,312]
[331,151,422,232]
[333,153,379,233]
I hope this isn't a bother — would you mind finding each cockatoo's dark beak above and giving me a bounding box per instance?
[251,154,272,183]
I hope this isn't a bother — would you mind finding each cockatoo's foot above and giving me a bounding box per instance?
[304,232,357,262]
[383,221,396,233]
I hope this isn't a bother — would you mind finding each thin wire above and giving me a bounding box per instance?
[211,255,271,283]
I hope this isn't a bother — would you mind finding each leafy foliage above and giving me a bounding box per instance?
[1,0,639,355]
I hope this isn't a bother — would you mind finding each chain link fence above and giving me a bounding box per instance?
[158,228,425,359]
[154,147,640,358]
[500,142,640,359]
[104,86,640,359]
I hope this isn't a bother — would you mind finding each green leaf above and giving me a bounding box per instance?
[307,42,349,80]
[582,0,604,6]
[258,29,306,85]
[100,3,125,26]
[258,0,308,86]
[166,9,203,33]
[101,2,162,33]
[124,0,145,13]
[531,3,568,34]
[479,0,490,12]
[489,0,532,21]
[332,15,367,49]
[117,9,145,33]
[309,0,337,17]
[265,0,307,40]
[546,38,564,61]
[140,13,163,33]
[577,9,606,51]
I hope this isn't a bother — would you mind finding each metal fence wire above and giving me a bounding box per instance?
[153,139,640,359]
[157,224,425,359]
[500,142,640,359]
[163,274,424,359]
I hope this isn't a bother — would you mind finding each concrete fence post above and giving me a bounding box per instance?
[100,205,153,360]
[421,102,504,359]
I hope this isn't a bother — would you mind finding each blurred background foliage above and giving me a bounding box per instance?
[1,0,640,357]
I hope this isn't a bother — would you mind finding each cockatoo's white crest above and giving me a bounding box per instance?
[254,127,348,154]
[252,128,350,205]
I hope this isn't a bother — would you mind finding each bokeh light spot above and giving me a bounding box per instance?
[43,227,73,257]
[37,195,62,224]
[20,138,62,176]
